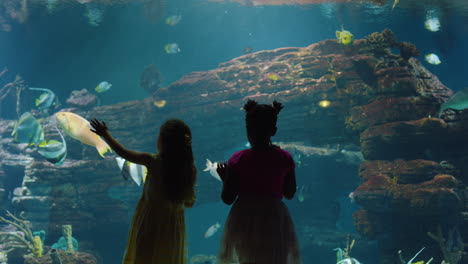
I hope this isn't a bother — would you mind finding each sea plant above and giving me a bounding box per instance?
[0,210,42,257]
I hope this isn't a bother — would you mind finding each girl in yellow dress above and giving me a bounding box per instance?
[90,118,196,264]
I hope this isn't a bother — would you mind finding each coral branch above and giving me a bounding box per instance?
[0,211,38,256]
[427,225,465,264]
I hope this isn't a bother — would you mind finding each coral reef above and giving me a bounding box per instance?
[66,89,97,109]
[365,29,420,61]
[399,41,420,61]
[24,249,97,264]
[51,225,78,253]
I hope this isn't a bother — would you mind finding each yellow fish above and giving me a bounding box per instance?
[319,100,331,108]
[336,26,354,45]
[153,99,167,108]
[55,112,111,157]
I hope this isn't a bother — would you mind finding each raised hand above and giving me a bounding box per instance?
[90,118,109,137]
[217,162,228,182]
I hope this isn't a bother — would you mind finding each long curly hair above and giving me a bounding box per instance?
[158,119,196,204]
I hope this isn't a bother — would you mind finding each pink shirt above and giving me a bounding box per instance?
[227,146,295,199]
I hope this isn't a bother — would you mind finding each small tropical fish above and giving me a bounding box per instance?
[153,100,166,108]
[165,14,182,26]
[425,17,440,32]
[37,127,67,165]
[439,87,468,117]
[425,53,441,65]
[29,87,58,111]
[319,100,331,108]
[267,73,279,82]
[204,222,221,238]
[164,43,181,54]
[11,112,45,145]
[55,112,111,157]
[95,81,112,93]
[204,159,221,181]
[115,157,147,186]
[336,26,354,46]
[392,0,400,9]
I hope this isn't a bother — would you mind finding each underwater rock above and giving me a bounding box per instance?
[360,118,448,160]
[24,249,97,264]
[359,159,458,184]
[66,89,97,109]
[346,97,439,132]
[353,174,462,215]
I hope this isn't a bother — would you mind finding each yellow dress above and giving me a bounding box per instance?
[122,155,189,264]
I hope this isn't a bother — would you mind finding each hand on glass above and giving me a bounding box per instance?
[89,118,109,137]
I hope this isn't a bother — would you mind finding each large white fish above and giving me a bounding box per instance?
[204,222,221,239]
[115,157,147,186]
[55,112,111,157]
[204,159,221,181]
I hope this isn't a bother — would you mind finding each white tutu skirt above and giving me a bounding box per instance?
[218,195,301,264]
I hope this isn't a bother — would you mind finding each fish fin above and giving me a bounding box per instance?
[143,167,147,183]
[11,121,17,136]
[203,159,212,171]
[115,157,125,170]
[96,142,112,158]
[35,98,40,106]
[336,31,341,39]
[38,140,48,147]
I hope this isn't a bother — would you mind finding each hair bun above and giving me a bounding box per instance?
[272,100,283,114]
[243,99,258,112]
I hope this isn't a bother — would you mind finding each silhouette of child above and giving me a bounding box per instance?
[217,100,301,264]
[90,119,196,264]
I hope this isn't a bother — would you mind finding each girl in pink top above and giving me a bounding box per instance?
[217,100,301,264]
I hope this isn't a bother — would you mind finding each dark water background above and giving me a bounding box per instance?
[1,0,467,262]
